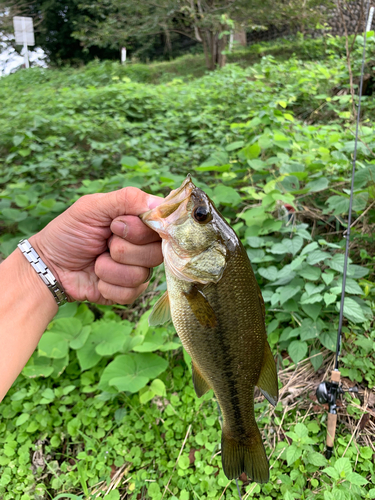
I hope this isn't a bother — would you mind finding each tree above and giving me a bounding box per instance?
[74,0,334,70]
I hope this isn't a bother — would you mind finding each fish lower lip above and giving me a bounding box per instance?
[143,219,164,232]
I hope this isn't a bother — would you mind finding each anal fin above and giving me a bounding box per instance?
[256,340,278,407]
[192,362,211,397]
[148,291,171,326]
[183,286,217,328]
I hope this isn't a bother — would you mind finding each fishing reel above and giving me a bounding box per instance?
[316,373,358,458]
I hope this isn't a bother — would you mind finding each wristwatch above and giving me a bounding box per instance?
[18,239,69,306]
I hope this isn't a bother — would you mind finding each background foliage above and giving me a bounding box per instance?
[0,33,375,499]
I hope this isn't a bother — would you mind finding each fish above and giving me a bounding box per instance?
[140,175,278,483]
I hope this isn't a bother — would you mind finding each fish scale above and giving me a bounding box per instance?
[141,175,278,483]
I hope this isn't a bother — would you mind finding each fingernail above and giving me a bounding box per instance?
[111,220,127,238]
[148,195,164,210]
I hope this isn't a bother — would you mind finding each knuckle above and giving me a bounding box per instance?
[110,237,126,263]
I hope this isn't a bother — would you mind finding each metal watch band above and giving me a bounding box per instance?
[17,239,68,306]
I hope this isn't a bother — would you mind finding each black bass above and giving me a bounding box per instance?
[140,175,278,483]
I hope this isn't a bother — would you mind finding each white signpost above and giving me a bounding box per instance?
[121,47,127,64]
[13,16,35,69]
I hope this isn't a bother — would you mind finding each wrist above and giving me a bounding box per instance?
[21,236,70,306]
[13,245,59,317]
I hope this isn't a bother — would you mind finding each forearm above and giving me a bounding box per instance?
[0,243,58,402]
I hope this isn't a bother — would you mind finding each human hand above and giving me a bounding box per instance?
[30,188,164,305]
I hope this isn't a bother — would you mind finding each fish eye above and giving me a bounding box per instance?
[193,205,212,224]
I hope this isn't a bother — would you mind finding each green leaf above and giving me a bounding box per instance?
[121,156,138,167]
[76,321,131,370]
[307,250,330,265]
[320,330,337,351]
[150,378,166,396]
[298,265,321,281]
[1,208,28,222]
[225,141,244,151]
[334,457,352,476]
[38,332,69,359]
[324,293,337,306]
[288,340,308,363]
[305,177,329,192]
[286,444,302,466]
[307,451,328,467]
[338,297,367,324]
[310,348,323,371]
[258,266,279,281]
[14,194,29,207]
[279,285,301,305]
[212,185,241,206]
[346,472,368,485]
[15,413,30,427]
[322,466,340,480]
[301,303,322,321]
[99,353,168,393]
[178,455,190,470]
[240,142,261,160]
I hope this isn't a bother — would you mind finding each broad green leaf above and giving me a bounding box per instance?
[306,177,329,192]
[294,423,308,438]
[288,340,308,363]
[279,285,301,305]
[150,378,166,396]
[307,451,328,467]
[301,303,322,321]
[240,142,261,160]
[1,208,27,222]
[346,472,368,485]
[38,332,69,359]
[69,326,91,350]
[334,457,352,476]
[319,330,336,351]
[258,266,279,281]
[212,185,241,206]
[225,141,244,151]
[338,297,366,324]
[301,242,319,256]
[298,265,321,281]
[310,348,323,371]
[324,293,337,306]
[307,250,330,265]
[15,413,30,426]
[22,364,54,378]
[286,444,302,465]
[121,156,138,167]
[99,353,168,393]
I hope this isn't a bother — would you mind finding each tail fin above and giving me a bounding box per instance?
[221,428,269,483]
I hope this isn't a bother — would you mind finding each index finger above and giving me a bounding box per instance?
[93,187,164,224]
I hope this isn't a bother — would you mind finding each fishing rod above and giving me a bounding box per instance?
[315,0,373,459]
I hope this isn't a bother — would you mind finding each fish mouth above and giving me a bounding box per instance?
[140,174,195,237]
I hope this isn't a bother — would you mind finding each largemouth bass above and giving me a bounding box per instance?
[140,175,278,483]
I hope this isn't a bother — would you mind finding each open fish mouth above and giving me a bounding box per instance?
[140,174,195,237]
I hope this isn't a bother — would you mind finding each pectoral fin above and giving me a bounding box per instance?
[256,340,278,407]
[183,286,217,328]
[148,291,171,326]
[192,362,211,397]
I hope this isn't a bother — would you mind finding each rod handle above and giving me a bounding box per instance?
[326,413,337,448]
